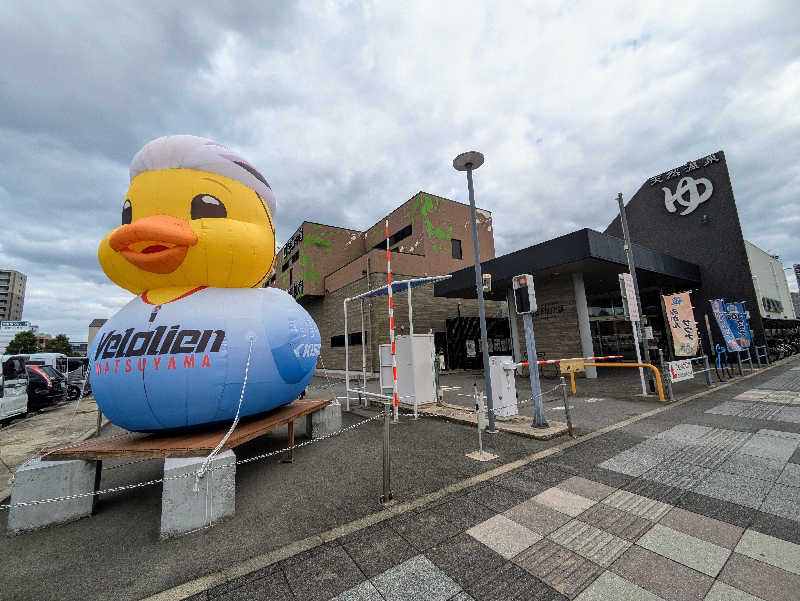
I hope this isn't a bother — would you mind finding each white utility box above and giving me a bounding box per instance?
[395,334,437,409]
[489,355,518,418]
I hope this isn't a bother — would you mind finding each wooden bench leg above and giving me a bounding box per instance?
[282,420,295,463]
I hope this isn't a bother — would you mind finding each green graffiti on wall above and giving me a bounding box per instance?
[405,194,452,252]
[284,226,341,298]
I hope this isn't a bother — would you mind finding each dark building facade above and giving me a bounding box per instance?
[605,151,766,351]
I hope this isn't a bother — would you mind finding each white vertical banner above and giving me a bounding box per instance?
[619,272,646,395]
[619,272,639,322]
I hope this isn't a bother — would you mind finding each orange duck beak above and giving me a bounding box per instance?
[109,215,198,274]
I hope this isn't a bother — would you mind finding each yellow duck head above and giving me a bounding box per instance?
[98,136,276,301]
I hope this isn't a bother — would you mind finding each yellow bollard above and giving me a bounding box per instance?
[584,362,666,402]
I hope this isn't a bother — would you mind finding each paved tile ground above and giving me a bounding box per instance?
[121,364,800,601]
[599,423,800,519]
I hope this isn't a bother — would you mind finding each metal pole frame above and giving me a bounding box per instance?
[559,376,575,437]
[703,355,713,386]
[381,402,392,503]
[474,382,484,455]
[659,348,674,401]
[465,166,495,432]
[407,281,417,419]
[360,299,367,407]
[344,299,350,411]
[632,318,647,396]
[343,275,452,406]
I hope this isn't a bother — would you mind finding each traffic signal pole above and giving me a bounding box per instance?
[513,274,548,428]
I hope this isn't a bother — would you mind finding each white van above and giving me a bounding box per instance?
[0,355,29,421]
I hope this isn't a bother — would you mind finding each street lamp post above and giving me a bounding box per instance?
[454,151,495,432]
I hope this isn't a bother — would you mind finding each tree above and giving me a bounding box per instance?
[5,330,39,354]
[44,334,74,356]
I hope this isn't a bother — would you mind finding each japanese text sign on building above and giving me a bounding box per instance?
[618,273,639,322]
[662,292,699,357]
[710,299,750,352]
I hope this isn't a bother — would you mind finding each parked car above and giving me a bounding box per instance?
[26,365,66,407]
[1,355,29,422]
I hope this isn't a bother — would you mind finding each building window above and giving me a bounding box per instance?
[372,224,413,251]
[330,332,367,347]
[289,268,293,286]
[281,261,289,272]
[452,239,462,260]
[291,251,299,263]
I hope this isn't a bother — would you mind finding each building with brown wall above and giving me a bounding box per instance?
[267,191,504,372]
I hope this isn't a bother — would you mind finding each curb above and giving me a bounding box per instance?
[139,356,795,601]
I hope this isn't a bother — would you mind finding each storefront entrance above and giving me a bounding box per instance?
[444,316,511,370]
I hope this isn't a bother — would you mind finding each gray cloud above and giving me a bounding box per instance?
[1,1,799,340]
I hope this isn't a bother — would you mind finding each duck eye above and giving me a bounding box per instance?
[122,199,132,225]
[191,194,227,219]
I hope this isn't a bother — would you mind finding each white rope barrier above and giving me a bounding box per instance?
[0,411,384,511]
[194,336,254,492]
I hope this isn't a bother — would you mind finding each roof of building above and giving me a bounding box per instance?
[434,228,701,300]
[89,318,108,327]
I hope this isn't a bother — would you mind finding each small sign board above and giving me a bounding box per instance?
[559,359,585,374]
[618,273,639,322]
[668,359,694,383]
[466,339,476,358]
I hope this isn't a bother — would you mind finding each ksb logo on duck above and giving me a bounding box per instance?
[89,135,321,432]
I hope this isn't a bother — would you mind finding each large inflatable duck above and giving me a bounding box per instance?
[88,135,321,432]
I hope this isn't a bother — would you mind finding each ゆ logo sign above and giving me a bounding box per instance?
[663,176,713,215]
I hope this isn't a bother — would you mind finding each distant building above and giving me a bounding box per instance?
[794,264,800,290]
[70,341,88,355]
[36,333,52,350]
[88,319,108,348]
[0,269,26,321]
[745,242,796,321]
[0,320,38,355]
[792,292,800,320]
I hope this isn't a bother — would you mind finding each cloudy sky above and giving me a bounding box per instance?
[0,1,798,341]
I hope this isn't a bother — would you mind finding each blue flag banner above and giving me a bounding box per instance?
[710,299,751,352]
[724,301,752,350]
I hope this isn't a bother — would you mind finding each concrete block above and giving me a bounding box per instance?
[8,458,97,534]
[160,450,236,538]
[306,402,342,439]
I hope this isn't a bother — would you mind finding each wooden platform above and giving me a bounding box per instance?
[43,398,332,461]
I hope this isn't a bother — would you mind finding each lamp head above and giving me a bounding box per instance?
[453,151,484,171]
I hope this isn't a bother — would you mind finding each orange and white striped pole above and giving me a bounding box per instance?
[386,220,399,421]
